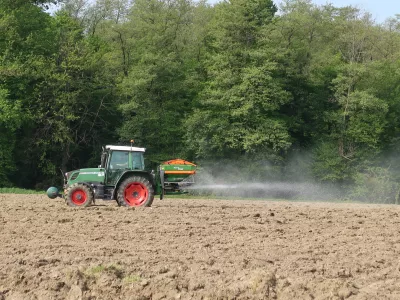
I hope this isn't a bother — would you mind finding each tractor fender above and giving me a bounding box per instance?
[112,171,155,199]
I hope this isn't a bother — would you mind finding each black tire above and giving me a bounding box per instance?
[117,176,154,207]
[65,183,94,207]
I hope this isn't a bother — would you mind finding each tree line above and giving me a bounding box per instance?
[1,0,400,202]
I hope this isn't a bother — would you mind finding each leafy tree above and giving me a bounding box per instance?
[28,12,119,177]
[113,0,207,163]
[0,89,22,186]
[185,0,291,161]
[0,0,56,187]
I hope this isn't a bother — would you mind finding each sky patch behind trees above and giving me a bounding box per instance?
[209,0,400,23]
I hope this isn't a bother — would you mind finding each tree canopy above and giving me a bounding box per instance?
[2,0,400,202]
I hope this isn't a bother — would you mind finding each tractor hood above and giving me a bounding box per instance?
[66,168,105,185]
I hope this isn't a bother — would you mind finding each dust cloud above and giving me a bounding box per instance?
[185,158,344,201]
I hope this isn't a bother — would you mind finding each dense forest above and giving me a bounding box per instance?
[1,0,400,202]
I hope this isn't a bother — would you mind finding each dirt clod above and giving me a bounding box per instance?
[67,285,82,300]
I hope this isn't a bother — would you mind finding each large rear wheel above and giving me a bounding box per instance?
[117,176,154,207]
[65,183,94,207]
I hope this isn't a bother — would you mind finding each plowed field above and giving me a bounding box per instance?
[1,194,400,300]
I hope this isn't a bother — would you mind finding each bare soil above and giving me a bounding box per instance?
[1,194,400,300]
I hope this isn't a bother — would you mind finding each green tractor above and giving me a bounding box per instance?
[46,144,197,207]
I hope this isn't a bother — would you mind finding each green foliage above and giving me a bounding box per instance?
[312,141,355,183]
[185,0,290,160]
[0,1,119,188]
[0,188,43,194]
[351,167,400,204]
[0,89,22,186]
[1,0,400,203]
[116,0,206,163]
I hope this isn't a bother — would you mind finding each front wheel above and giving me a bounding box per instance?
[65,183,94,207]
[117,176,154,207]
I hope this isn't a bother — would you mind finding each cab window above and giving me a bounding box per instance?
[109,151,129,169]
[132,152,144,170]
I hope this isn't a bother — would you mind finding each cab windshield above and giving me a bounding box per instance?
[109,151,144,170]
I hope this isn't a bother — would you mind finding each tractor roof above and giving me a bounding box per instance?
[105,145,146,152]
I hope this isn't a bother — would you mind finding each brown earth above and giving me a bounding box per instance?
[1,194,400,300]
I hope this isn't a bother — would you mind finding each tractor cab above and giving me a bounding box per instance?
[101,145,145,170]
[101,145,146,185]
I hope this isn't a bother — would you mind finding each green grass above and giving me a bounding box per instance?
[86,265,106,275]
[0,188,43,194]
[85,264,124,278]
[123,274,142,284]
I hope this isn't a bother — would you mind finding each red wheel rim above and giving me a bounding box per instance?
[124,183,148,206]
[71,189,87,205]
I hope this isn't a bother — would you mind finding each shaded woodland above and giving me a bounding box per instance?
[2,0,400,202]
